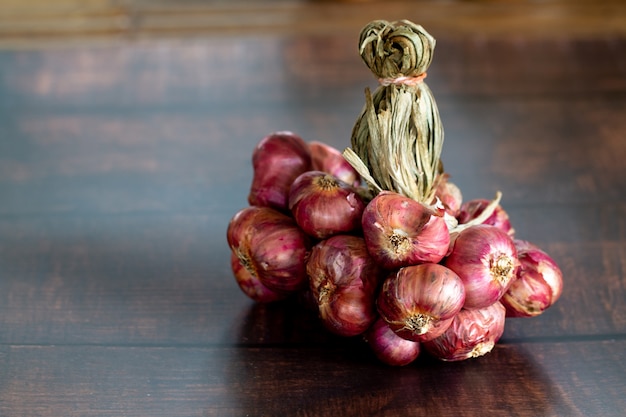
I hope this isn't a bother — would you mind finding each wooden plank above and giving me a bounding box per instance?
[2,0,626,48]
[0,95,624,215]
[0,4,624,416]
[0,341,624,416]
[1,37,625,107]
[0,206,623,345]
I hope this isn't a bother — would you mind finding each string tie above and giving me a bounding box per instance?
[378,72,427,86]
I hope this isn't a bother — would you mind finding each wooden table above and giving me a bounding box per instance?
[1,1,625,416]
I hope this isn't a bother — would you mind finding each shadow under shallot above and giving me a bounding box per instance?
[221,298,577,417]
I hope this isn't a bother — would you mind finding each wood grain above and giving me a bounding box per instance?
[2,0,626,48]
[1,1,625,416]
[0,341,624,417]
[0,210,624,346]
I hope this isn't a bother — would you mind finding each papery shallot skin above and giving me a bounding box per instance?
[365,317,421,366]
[434,174,463,218]
[230,252,289,303]
[306,235,382,337]
[289,171,366,240]
[444,224,520,309]
[457,198,515,236]
[423,302,506,362]
[227,206,311,293]
[414,214,453,263]
[500,240,563,317]
[309,141,361,187]
[377,263,465,342]
[361,191,450,270]
[248,131,312,211]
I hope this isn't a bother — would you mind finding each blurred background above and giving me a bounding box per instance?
[3,0,626,48]
[2,0,625,216]
[0,4,625,415]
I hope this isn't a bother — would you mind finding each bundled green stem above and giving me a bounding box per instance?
[344,20,443,204]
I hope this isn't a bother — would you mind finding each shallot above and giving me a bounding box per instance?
[289,171,366,240]
[500,240,563,317]
[444,224,520,309]
[423,302,506,361]
[230,252,289,303]
[434,174,463,218]
[457,198,515,236]
[361,191,450,269]
[306,235,382,337]
[376,263,465,342]
[227,206,311,293]
[248,131,312,211]
[309,141,361,187]
[365,317,421,366]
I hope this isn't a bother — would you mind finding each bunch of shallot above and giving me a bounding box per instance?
[228,19,562,366]
[226,131,563,366]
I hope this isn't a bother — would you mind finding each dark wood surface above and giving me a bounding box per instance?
[1,1,626,416]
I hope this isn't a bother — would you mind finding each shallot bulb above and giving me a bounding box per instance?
[457,198,515,236]
[434,174,463,218]
[500,240,563,317]
[230,252,289,303]
[423,302,506,361]
[248,131,312,211]
[309,141,361,187]
[306,235,382,337]
[227,206,311,293]
[289,171,366,240]
[365,317,421,366]
[444,224,520,309]
[361,191,450,269]
[377,263,465,342]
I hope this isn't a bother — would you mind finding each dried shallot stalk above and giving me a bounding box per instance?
[344,20,443,204]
